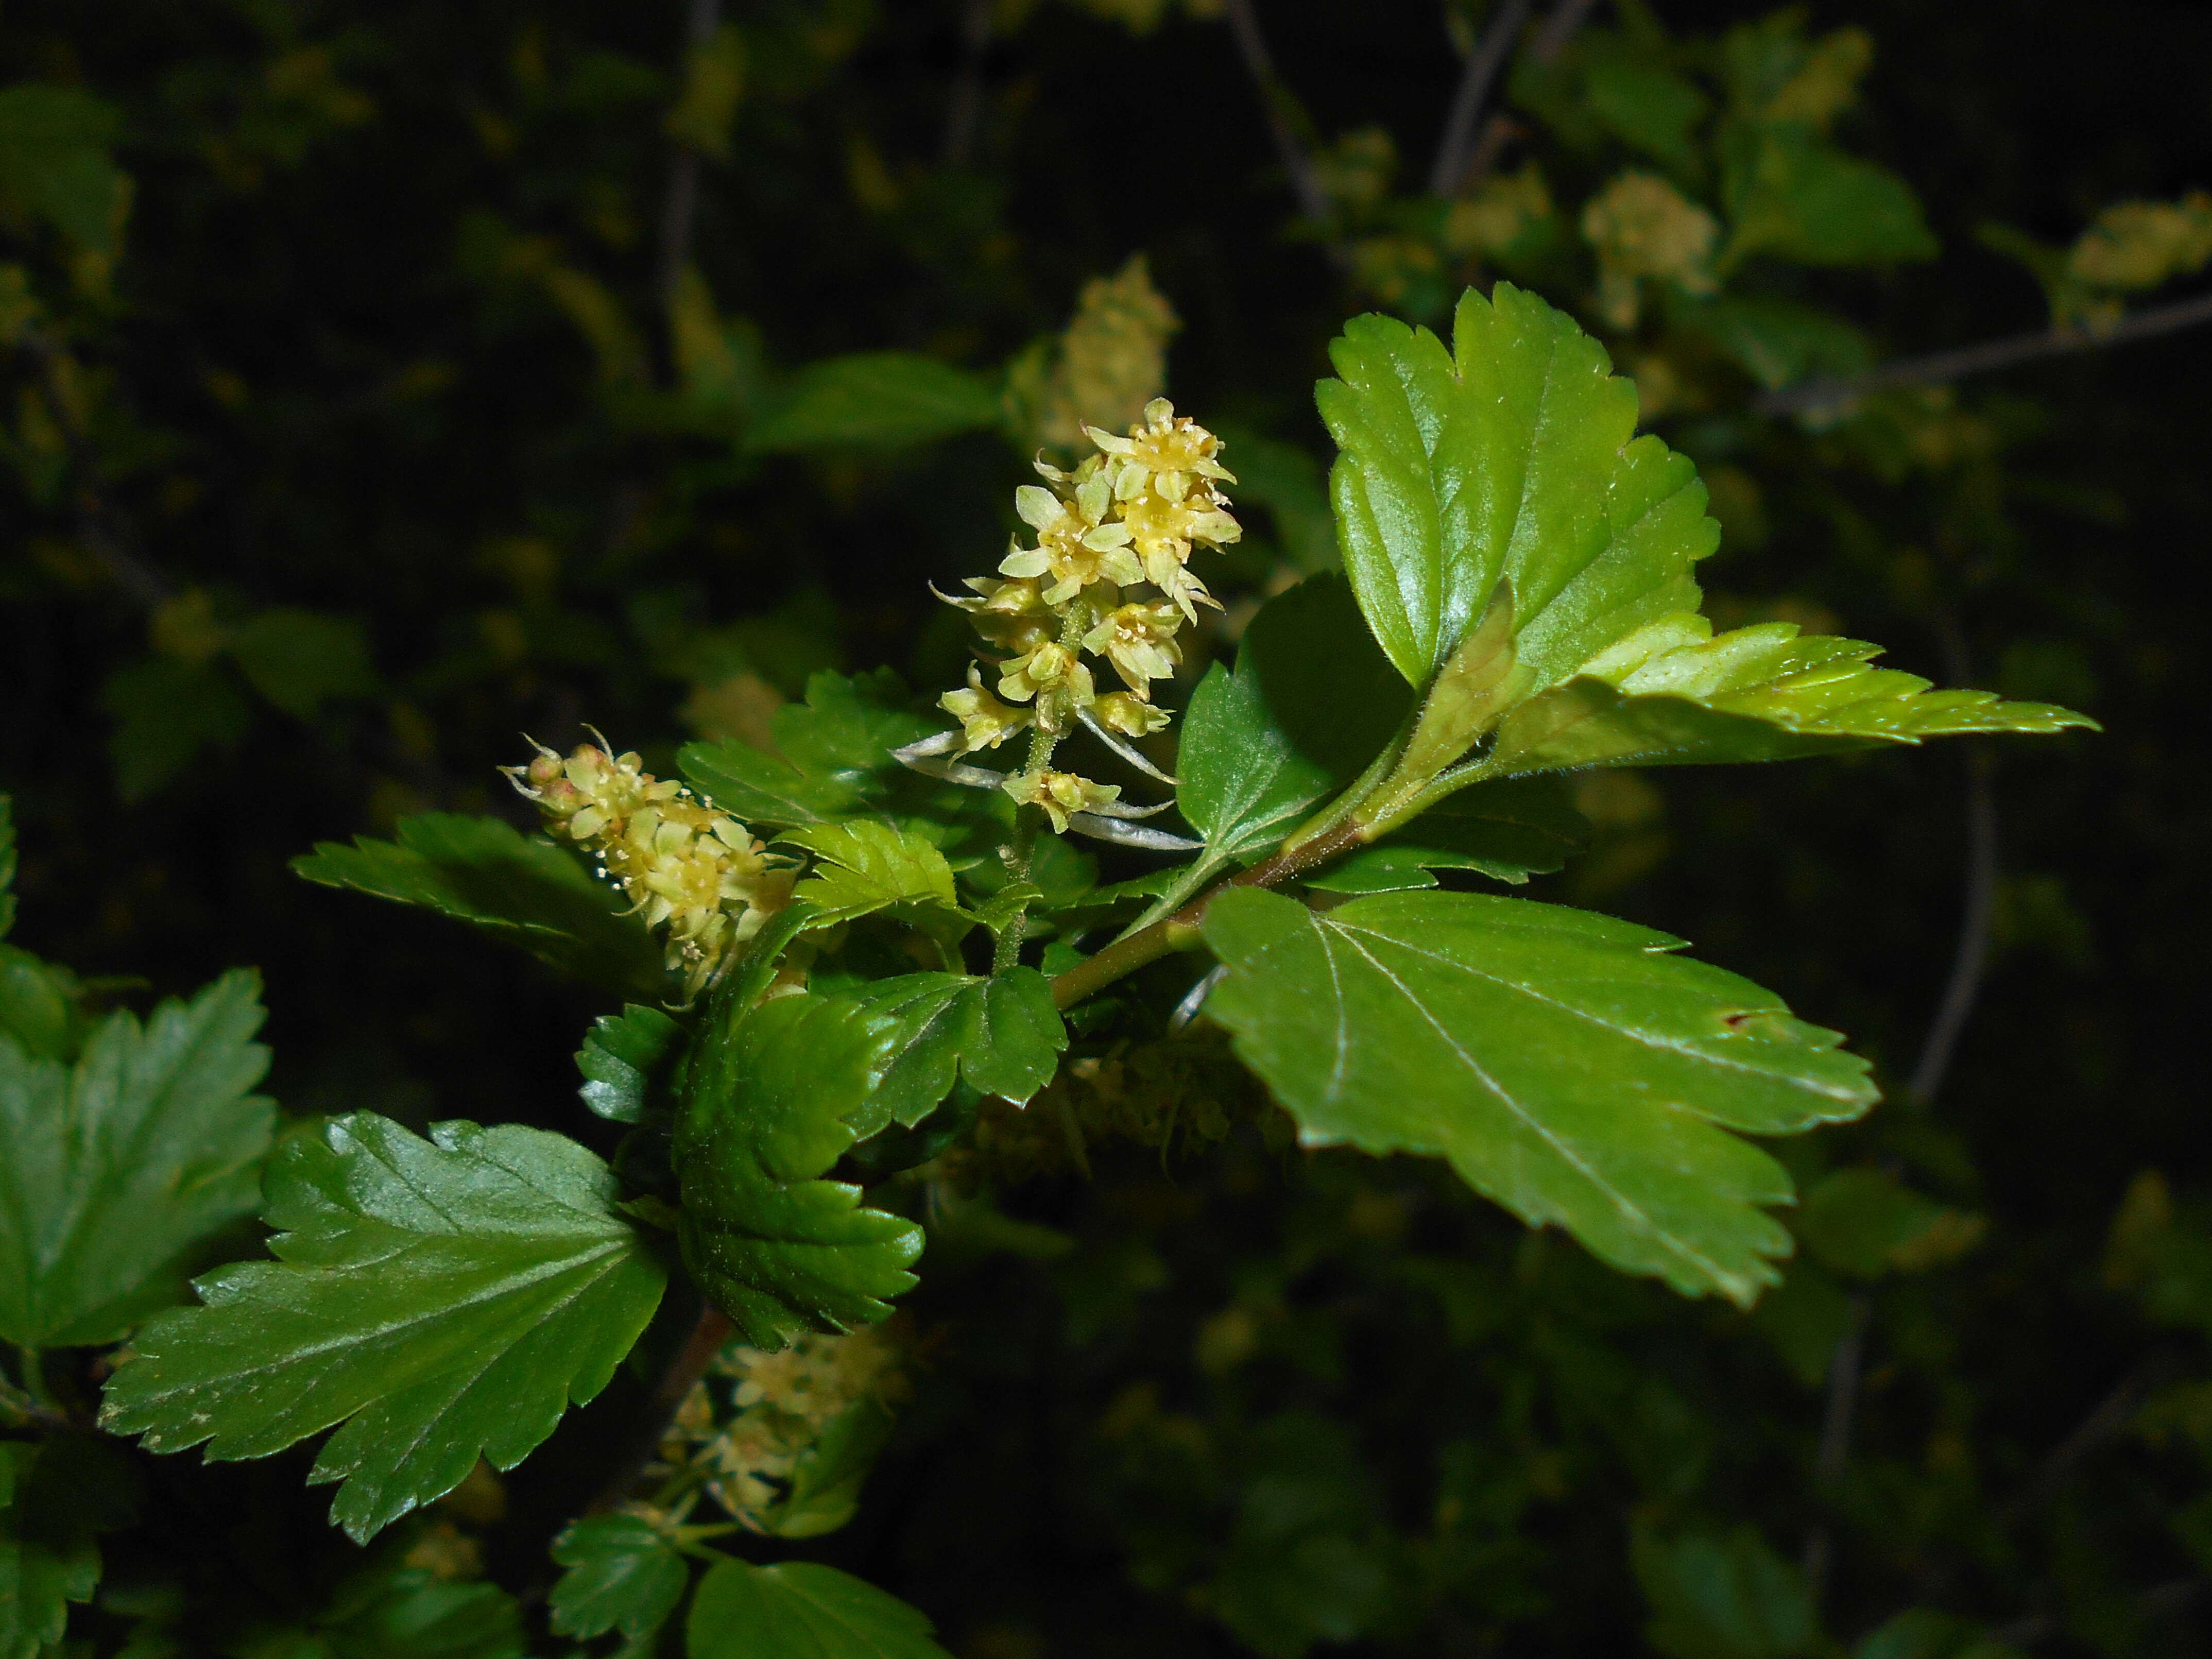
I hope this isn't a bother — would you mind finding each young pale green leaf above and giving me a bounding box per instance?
[1308,777,1588,893]
[547,1514,689,1643]
[0,970,274,1349]
[100,1114,667,1542]
[1633,1523,1819,1659]
[1,1437,140,1659]
[746,353,1000,453]
[676,992,922,1346]
[780,820,963,930]
[680,669,942,829]
[1178,575,1411,873]
[852,969,1067,1133]
[575,1003,684,1124]
[1315,283,1714,692]
[687,1559,952,1659]
[292,814,670,1001]
[1201,889,1877,1304]
[1481,613,2095,779]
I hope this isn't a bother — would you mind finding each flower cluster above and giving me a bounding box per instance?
[503,739,793,998]
[662,1328,910,1531]
[1580,170,1720,330]
[937,398,1240,831]
[1002,254,1179,453]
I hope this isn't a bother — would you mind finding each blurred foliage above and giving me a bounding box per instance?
[2,2,2209,1656]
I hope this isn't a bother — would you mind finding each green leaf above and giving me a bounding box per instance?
[101,658,251,803]
[747,353,1000,453]
[100,1114,667,1542]
[675,992,922,1345]
[0,84,128,254]
[1481,613,2097,780]
[1797,1168,1986,1279]
[1720,125,1937,269]
[547,1514,688,1643]
[687,1559,951,1659]
[0,970,274,1349]
[853,969,1067,1132]
[1749,1259,1856,1386]
[1200,888,1876,1304]
[760,1395,898,1538]
[1308,777,1588,892]
[293,814,670,1001]
[1211,423,1338,573]
[1,1436,140,1659]
[1681,294,1873,391]
[1179,575,1411,871]
[1853,1609,2021,1659]
[228,609,378,720]
[1315,284,1715,691]
[680,669,940,829]
[1584,59,1711,175]
[1633,1523,1818,1659]
[575,1004,684,1124]
[780,821,963,930]
[0,944,82,1063]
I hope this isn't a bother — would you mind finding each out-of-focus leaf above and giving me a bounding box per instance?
[687,1559,952,1659]
[1633,1523,1818,1659]
[1210,423,1338,572]
[1202,889,1876,1304]
[101,1115,667,1542]
[1750,1259,1857,1386]
[1585,59,1711,175]
[292,814,670,1001]
[548,1513,688,1643]
[680,669,939,828]
[747,353,1000,453]
[1797,1168,1986,1279]
[675,991,921,1346]
[101,658,251,803]
[764,1395,899,1539]
[1,1436,141,1659]
[228,608,376,720]
[0,84,129,254]
[1683,294,1873,391]
[1720,126,1937,269]
[0,970,272,1349]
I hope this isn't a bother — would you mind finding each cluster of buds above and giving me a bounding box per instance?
[937,398,1240,832]
[662,1328,909,1530]
[503,738,795,999]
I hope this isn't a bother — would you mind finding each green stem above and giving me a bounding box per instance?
[990,603,1089,974]
[15,1345,52,1409]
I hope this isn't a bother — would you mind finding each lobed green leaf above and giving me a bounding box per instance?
[852,968,1067,1133]
[1201,888,1877,1305]
[101,1114,667,1541]
[687,1559,952,1659]
[746,352,1001,453]
[548,1514,689,1643]
[0,969,274,1349]
[575,1003,684,1124]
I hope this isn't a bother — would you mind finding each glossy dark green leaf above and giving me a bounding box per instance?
[680,669,941,829]
[0,970,274,1348]
[747,353,1000,453]
[292,814,670,1001]
[687,1559,952,1659]
[575,1004,683,1124]
[675,992,922,1346]
[1310,777,1587,892]
[101,1114,667,1542]
[547,1514,688,1642]
[228,609,378,720]
[1315,284,1716,690]
[1201,889,1877,1304]
[1481,614,2095,779]
[1178,575,1410,871]
[1633,1523,1818,1659]
[853,969,1067,1132]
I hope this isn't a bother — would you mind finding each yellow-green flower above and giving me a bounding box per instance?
[1093,691,1172,738]
[1083,600,1184,696]
[1003,767,1122,833]
[998,460,1142,604]
[939,665,1034,752]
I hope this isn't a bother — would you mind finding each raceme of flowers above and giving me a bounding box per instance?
[936,398,1241,833]
[503,738,795,998]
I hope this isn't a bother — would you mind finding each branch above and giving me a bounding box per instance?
[1996,1362,2158,1531]
[942,0,993,166]
[1428,0,1530,198]
[1755,287,2212,416]
[1909,746,1997,1104]
[1217,0,1331,224]
[654,0,725,322]
[1449,0,1597,194]
[1801,1291,1871,1602]
[584,1299,735,1516]
[15,333,173,612]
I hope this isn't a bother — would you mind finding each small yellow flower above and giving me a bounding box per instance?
[998,460,1142,604]
[1083,600,1185,696]
[1580,171,1720,330]
[939,665,1034,752]
[1087,398,1237,500]
[1093,691,1172,738]
[997,639,1090,705]
[1003,768,1122,833]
